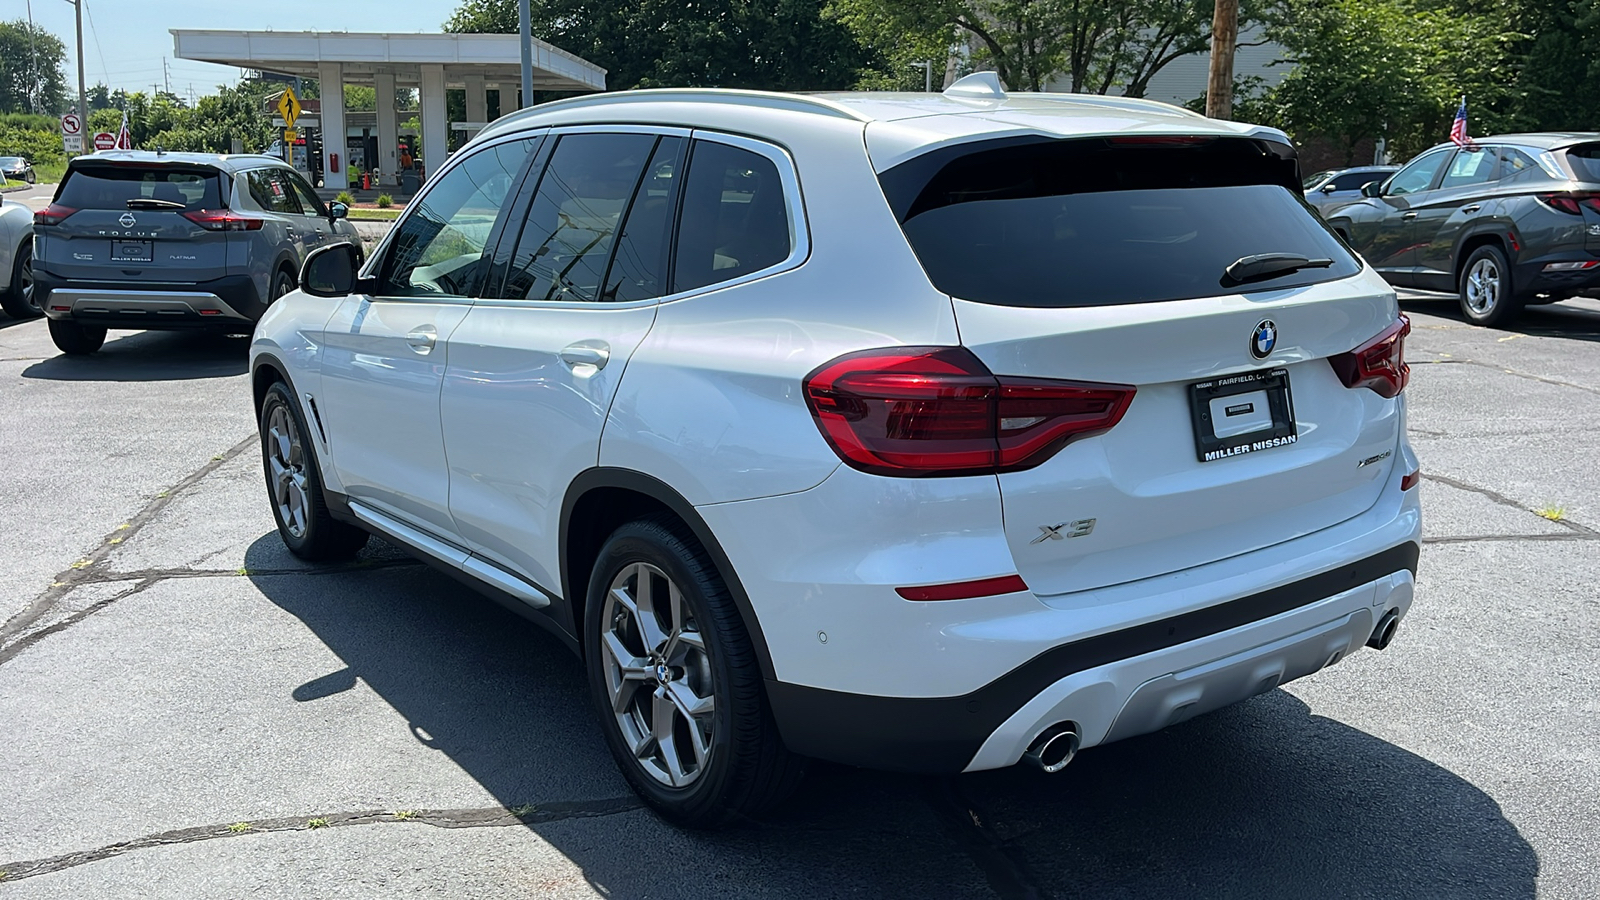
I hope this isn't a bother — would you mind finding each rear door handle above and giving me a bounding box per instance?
[560,341,611,370]
[1461,204,1481,214]
[406,327,437,355]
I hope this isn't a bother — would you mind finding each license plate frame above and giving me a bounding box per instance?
[1188,368,1298,462]
[109,240,153,263]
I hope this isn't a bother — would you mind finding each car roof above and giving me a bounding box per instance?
[480,80,1294,171]
[69,149,287,173]
[1416,133,1600,155]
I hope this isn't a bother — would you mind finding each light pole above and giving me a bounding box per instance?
[518,0,534,107]
[909,61,934,92]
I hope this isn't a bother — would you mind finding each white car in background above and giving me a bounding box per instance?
[250,75,1423,827]
[0,197,36,319]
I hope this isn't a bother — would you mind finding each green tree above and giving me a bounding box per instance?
[445,0,878,91]
[0,20,68,114]
[1261,0,1522,163]
[1514,0,1600,131]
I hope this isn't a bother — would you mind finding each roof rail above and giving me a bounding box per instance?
[484,88,872,137]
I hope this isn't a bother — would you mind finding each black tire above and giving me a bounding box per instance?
[584,517,805,827]
[0,239,39,319]
[270,267,295,304]
[258,381,369,561]
[1457,244,1523,327]
[48,318,106,355]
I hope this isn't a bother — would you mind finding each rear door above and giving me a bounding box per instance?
[283,170,336,258]
[318,136,539,537]
[1412,146,1498,289]
[441,128,689,591]
[40,162,231,283]
[879,135,1404,596]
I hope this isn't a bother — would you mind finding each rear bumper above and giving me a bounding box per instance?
[35,271,266,329]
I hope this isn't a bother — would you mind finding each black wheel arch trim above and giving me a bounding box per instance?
[560,467,777,680]
[766,542,1421,773]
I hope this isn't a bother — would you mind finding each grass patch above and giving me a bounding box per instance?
[305,817,329,829]
[1536,506,1566,522]
[227,822,252,834]
[375,193,394,208]
[509,803,537,818]
[346,208,402,221]
[392,809,417,821]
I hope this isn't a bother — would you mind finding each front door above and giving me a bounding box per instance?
[318,136,539,537]
[443,130,684,593]
[1368,147,1454,283]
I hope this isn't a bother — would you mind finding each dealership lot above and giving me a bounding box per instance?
[0,293,1596,897]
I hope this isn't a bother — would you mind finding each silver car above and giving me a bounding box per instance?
[1304,165,1400,214]
[33,150,360,355]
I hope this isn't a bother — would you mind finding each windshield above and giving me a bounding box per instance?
[1303,170,1335,189]
[881,137,1361,308]
[58,165,223,210]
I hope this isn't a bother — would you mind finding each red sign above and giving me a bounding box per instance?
[93,132,117,151]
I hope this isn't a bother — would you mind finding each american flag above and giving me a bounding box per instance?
[1449,96,1471,147]
[115,110,132,150]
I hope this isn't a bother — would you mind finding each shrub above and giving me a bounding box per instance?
[375,193,394,208]
[334,190,355,206]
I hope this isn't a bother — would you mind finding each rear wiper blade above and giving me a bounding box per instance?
[1222,253,1333,287]
[125,198,186,210]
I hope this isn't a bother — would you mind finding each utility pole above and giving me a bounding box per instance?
[909,61,933,92]
[163,58,171,96]
[26,0,38,113]
[518,0,533,109]
[66,0,87,125]
[1205,0,1239,120]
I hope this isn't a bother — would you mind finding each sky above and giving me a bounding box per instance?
[16,0,454,101]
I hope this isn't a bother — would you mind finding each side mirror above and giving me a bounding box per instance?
[328,201,349,220]
[301,241,364,298]
[1320,183,1338,193]
[1360,181,1383,198]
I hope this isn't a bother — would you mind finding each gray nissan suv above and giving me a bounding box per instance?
[34,150,360,354]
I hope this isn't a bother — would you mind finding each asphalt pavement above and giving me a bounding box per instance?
[0,289,1596,898]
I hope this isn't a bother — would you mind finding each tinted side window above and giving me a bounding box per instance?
[672,141,792,294]
[1565,144,1600,182]
[1439,148,1496,189]
[286,171,325,216]
[1496,147,1547,185]
[379,138,536,298]
[499,133,656,302]
[1331,172,1377,191]
[604,138,683,302]
[247,170,301,214]
[1388,150,1451,195]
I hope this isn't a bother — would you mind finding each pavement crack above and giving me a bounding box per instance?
[71,558,425,587]
[1423,533,1600,545]
[1416,357,1600,396]
[922,778,1053,900]
[0,434,255,661]
[1421,473,1596,535]
[0,798,642,883]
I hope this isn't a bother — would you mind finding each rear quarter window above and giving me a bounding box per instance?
[880,137,1361,308]
[58,166,222,210]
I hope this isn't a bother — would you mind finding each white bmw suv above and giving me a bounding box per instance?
[251,74,1422,826]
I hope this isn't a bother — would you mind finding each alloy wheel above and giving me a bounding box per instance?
[18,250,34,312]
[1464,257,1500,315]
[600,561,716,788]
[265,404,310,539]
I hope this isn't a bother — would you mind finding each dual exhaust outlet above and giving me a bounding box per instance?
[1368,609,1400,651]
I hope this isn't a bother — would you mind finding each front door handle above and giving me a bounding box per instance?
[406,327,437,355]
[560,341,611,370]
[1461,204,1481,214]
[1401,212,1418,219]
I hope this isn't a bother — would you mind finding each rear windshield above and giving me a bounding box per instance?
[58,165,222,210]
[1564,145,1600,183]
[880,137,1361,308]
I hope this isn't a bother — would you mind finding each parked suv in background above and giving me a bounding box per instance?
[1322,133,1600,326]
[1303,165,1398,214]
[0,196,36,319]
[252,77,1422,826]
[34,150,359,354]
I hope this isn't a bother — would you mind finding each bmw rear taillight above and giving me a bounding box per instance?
[1535,192,1600,215]
[34,203,77,226]
[802,346,1136,477]
[1329,315,1410,399]
[180,209,264,231]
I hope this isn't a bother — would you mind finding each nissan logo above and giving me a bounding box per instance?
[119,212,137,228]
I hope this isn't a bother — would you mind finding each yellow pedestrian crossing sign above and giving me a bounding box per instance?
[276,88,301,129]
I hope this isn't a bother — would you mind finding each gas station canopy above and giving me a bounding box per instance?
[171,29,607,189]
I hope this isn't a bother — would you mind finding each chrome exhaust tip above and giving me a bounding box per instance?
[1367,609,1400,651]
[1023,722,1080,773]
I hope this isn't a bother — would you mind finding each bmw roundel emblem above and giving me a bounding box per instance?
[1251,319,1277,359]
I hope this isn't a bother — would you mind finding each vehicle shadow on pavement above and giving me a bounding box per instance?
[1400,294,1600,342]
[246,534,1537,899]
[21,330,248,380]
